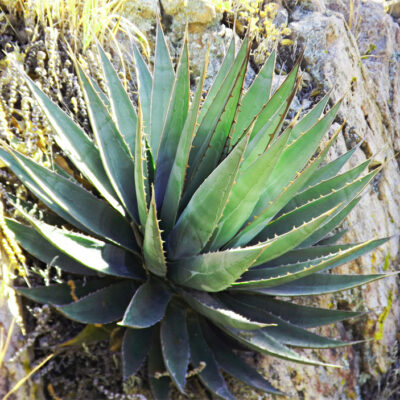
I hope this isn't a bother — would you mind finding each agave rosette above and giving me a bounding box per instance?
[0,23,388,398]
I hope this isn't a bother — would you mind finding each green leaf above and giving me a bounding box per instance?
[317,229,348,245]
[197,35,235,124]
[179,289,270,330]
[203,323,283,395]
[89,75,110,108]
[168,134,249,260]
[187,314,234,400]
[232,58,300,148]
[5,218,96,276]
[97,43,137,154]
[150,20,175,157]
[227,127,341,248]
[220,294,351,348]
[239,80,299,171]
[133,44,153,135]
[288,92,330,144]
[283,160,370,214]
[257,170,378,242]
[16,279,109,305]
[57,281,137,324]
[231,51,276,140]
[78,66,139,222]
[247,273,387,296]
[5,147,137,251]
[161,303,189,393]
[13,207,144,279]
[160,49,208,233]
[304,145,359,188]
[185,49,248,203]
[219,324,338,367]
[122,327,155,379]
[143,189,167,277]
[226,295,362,328]
[155,37,190,208]
[232,238,388,289]
[0,148,85,233]
[121,277,171,328]
[208,124,292,251]
[184,37,249,200]
[134,104,149,228]
[148,335,171,400]
[169,208,335,292]
[299,197,361,247]
[251,101,341,221]
[260,243,355,267]
[25,75,122,213]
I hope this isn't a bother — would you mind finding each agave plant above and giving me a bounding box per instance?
[0,22,388,398]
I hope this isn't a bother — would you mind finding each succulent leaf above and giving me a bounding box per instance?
[122,327,155,379]
[232,51,275,139]
[13,205,143,279]
[79,66,139,222]
[4,146,137,250]
[304,145,360,188]
[57,281,137,323]
[132,44,153,135]
[24,76,123,212]
[155,36,190,209]
[220,294,352,348]
[160,48,209,233]
[179,289,270,330]
[187,314,235,400]
[134,103,150,228]
[229,294,362,328]
[168,133,249,260]
[160,303,190,393]
[16,279,109,305]
[5,218,97,275]
[97,43,137,154]
[150,20,175,157]
[121,277,171,328]
[148,335,171,399]
[143,190,167,277]
[203,323,283,395]
[250,272,387,296]
[169,208,336,292]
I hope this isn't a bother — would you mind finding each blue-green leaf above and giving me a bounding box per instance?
[203,323,283,395]
[57,281,137,324]
[25,76,122,212]
[4,147,137,251]
[122,327,155,379]
[97,43,137,154]
[187,314,234,400]
[79,66,139,222]
[161,303,189,393]
[16,279,109,305]
[168,134,249,259]
[148,335,171,400]
[5,218,97,276]
[155,36,189,208]
[247,273,387,296]
[150,20,175,157]
[121,277,171,328]
[143,189,167,277]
